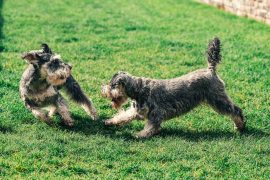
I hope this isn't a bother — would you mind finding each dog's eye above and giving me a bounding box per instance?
[111,84,117,89]
[52,60,59,65]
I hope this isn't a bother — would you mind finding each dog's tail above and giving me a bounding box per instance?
[206,37,221,71]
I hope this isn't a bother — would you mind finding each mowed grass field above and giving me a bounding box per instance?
[0,0,269,178]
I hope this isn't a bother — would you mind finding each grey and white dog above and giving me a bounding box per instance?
[102,38,245,138]
[20,44,98,126]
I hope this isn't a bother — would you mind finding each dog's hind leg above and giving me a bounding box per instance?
[207,93,245,132]
[24,100,53,125]
[56,95,74,127]
[31,108,53,125]
[63,75,98,120]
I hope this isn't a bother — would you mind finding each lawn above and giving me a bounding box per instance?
[0,0,269,178]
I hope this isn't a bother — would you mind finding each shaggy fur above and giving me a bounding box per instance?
[20,44,98,126]
[102,38,245,138]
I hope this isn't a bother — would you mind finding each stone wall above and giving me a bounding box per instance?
[200,0,270,24]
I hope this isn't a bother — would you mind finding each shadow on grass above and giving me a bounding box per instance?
[0,124,13,133]
[159,126,270,141]
[59,114,136,140]
[59,114,269,141]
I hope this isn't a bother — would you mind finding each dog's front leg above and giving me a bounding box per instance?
[135,120,161,138]
[56,95,74,127]
[135,110,162,138]
[63,75,98,120]
[31,108,53,125]
[105,104,139,126]
[48,105,57,118]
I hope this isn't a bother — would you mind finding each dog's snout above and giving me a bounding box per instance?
[101,85,110,98]
[21,53,28,59]
[65,63,72,70]
[60,75,65,80]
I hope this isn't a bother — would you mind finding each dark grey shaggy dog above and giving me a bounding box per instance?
[102,38,245,138]
[20,44,98,126]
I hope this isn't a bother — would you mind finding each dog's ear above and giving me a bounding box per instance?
[21,52,41,65]
[118,72,129,85]
[110,71,128,86]
[41,43,52,54]
[116,75,128,86]
[118,77,126,85]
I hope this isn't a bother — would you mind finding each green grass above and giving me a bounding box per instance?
[0,0,269,178]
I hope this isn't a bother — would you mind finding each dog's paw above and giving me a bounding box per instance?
[135,130,151,139]
[234,123,246,133]
[234,118,246,133]
[135,129,160,139]
[104,119,115,126]
[40,114,53,126]
[64,120,74,127]
[91,113,99,121]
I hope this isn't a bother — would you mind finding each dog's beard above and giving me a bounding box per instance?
[45,68,71,86]
[47,76,67,86]
[101,85,128,109]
